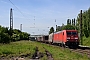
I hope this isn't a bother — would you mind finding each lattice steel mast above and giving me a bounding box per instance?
[10,8,13,37]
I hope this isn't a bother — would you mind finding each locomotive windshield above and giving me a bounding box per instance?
[72,32,77,35]
[67,32,71,35]
[67,32,77,35]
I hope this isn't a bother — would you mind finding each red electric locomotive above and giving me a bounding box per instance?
[53,30,79,47]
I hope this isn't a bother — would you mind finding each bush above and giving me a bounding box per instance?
[84,29,89,38]
[0,25,30,43]
[12,34,20,41]
[0,32,10,44]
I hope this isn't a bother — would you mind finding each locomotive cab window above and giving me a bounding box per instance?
[67,32,71,35]
[67,32,77,35]
[72,32,77,35]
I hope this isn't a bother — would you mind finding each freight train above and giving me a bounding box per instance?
[36,30,79,47]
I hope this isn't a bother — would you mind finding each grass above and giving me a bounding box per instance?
[83,37,90,46]
[41,43,89,60]
[0,41,89,60]
[0,41,36,58]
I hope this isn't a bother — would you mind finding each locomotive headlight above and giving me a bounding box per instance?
[75,37,78,39]
[67,37,70,39]
[76,40,77,42]
[67,39,69,41]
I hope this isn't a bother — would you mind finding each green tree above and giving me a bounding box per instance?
[56,26,63,32]
[49,27,54,34]
[67,19,69,25]
[13,29,30,41]
[72,19,74,26]
[0,24,30,43]
[73,18,76,26]
[62,25,75,30]
[67,19,71,25]
[0,26,10,43]
[76,8,90,37]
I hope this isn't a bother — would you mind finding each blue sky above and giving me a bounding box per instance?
[0,0,90,35]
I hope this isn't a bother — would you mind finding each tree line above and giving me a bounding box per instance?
[0,25,30,44]
[49,7,90,38]
[49,18,76,34]
[76,8,90,38]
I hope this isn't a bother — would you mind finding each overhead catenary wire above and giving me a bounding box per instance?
[8,0,33,20]
[8,0,50,35]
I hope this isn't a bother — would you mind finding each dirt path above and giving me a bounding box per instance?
[43,47,54,60]
[31,47,44,60]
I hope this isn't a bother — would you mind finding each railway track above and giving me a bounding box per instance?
[70,49,90,57]
[69,46,90,58]
[58,44,90,58]
[41,42,90,58]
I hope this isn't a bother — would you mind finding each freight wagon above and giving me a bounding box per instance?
[42,35,49,43]
[48,33,54,44]
[37,35,49,43]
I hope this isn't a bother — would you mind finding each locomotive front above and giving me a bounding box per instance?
[66,30,79,47]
